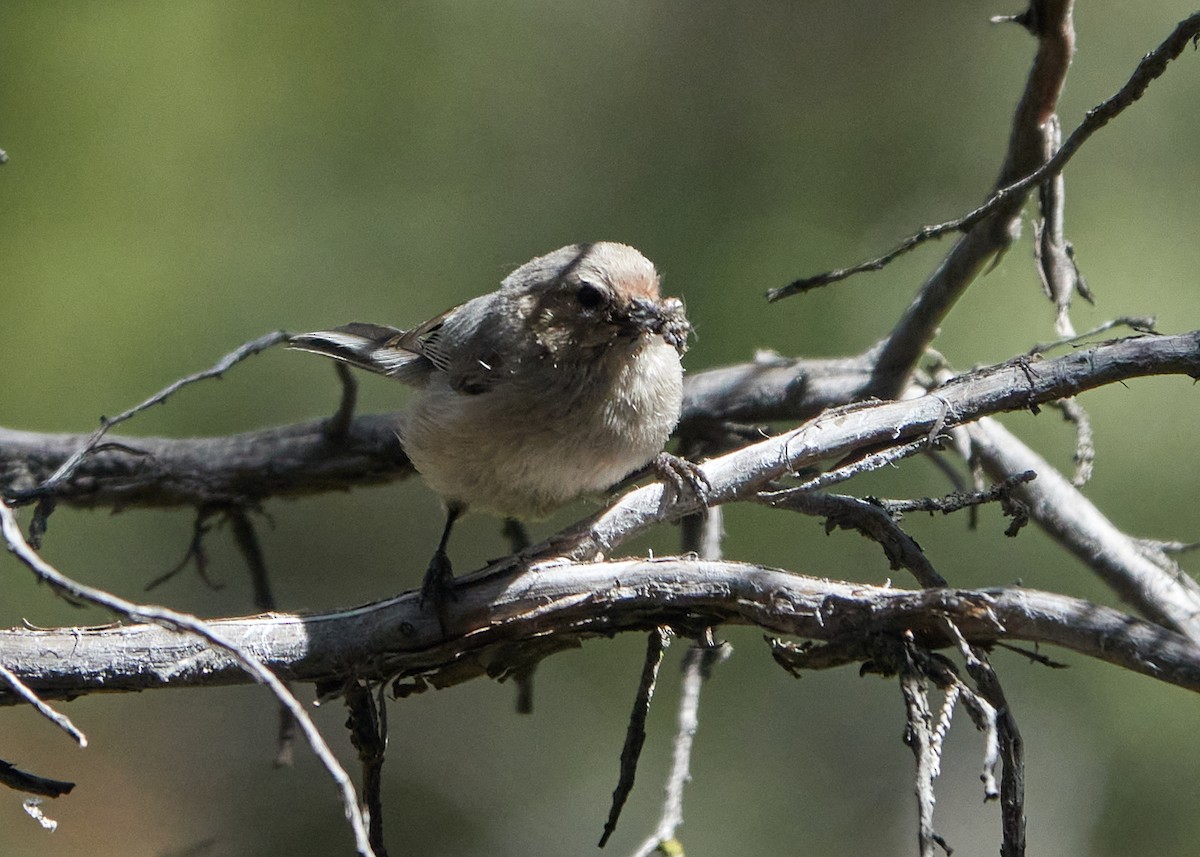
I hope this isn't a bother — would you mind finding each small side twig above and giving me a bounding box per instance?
[944,624,1026,857]
[1047,398,1094,486]
[899,636,952,857]
[1135,538,1200,557]
[227,506,276,611]
[346,681,390,857]
[599,626,672,848]
[1026,315,1157,356]
[1033,114,1092,337]
[789,437,936,495]
[225,505,300,766]
[144,506,223,592]
[0,760,74,799]
[756,489,948,588]
[0,663,87,748]
[629,637,731,857]
[874,470,1037,517]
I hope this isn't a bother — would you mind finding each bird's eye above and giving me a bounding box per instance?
[576,282,606,309]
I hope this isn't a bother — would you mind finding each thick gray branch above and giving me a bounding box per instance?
[967,418,1200,640]
[2,331,1196,512]
[3,559,1200,703]
[541,331,1200,565]
[0,414,411,509]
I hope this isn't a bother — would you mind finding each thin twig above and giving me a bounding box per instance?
[1033,114,1091,337]
[0,497,375,857]
[0,662,87,747]
[7,560,1200,697]
[227,506,275,611]
[940,619,1003,800]
[899,636,949,857]
[629,639,731,857]
[1135,538,1200,556]
[346,681,390,857]
[0,761,73,799]
[789,437,935,495]
[144,506,223,592]
[9,330,288,505]
[948,625,1026,856]
[768,11,1200,301]
[225,506,301,766]
[874,471,1037,516]
[756,489,948,587]
[1026,315,1157,356]
[1048,398,1093,486]
[600,626,672,848]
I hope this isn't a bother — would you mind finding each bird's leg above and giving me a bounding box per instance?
[501,517,537,714]
[421,503,464,624]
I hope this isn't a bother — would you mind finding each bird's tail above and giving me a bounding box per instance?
[288,322,423,378]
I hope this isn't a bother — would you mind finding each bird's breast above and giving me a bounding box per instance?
[402,338,684,518]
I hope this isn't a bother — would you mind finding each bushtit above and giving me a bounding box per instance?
[290,242,693,606]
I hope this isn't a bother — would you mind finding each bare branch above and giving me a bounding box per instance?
[3,331,1197,514]
[629,639,731,857]
[0,414,412,509]
[1033,115,1091,337]
[967,418,1200,640]
[9,331,288,506]
[346,681,390,857]
[5,560,1200,700]
[770,9,1200,308]
[540,333,1200,569]
[0,498,376,857]
[874,472,1036,517]
[942,620,1025,856]
[0,761,73,799]
[756,489,949,588]
[862,0,1076,395]
[678,352,875,430]
[600,626,672,848]
[1047,397,1094,486]
[899,638,950,857]
[769,0,1075,306]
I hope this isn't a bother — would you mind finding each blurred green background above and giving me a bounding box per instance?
[1,2,1198,855]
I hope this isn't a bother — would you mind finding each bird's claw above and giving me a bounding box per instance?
[652,452,711,510]
[420,549,458,633]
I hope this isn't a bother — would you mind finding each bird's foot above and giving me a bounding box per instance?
[652,452,712,510]
[419,549,458,634]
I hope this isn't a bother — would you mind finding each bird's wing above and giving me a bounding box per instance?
[291,301,508,393]
[289,316,450,384]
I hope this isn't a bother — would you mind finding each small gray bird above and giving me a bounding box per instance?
[290,242,692,606]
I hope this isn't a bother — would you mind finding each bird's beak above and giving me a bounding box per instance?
[624,297,691,353]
